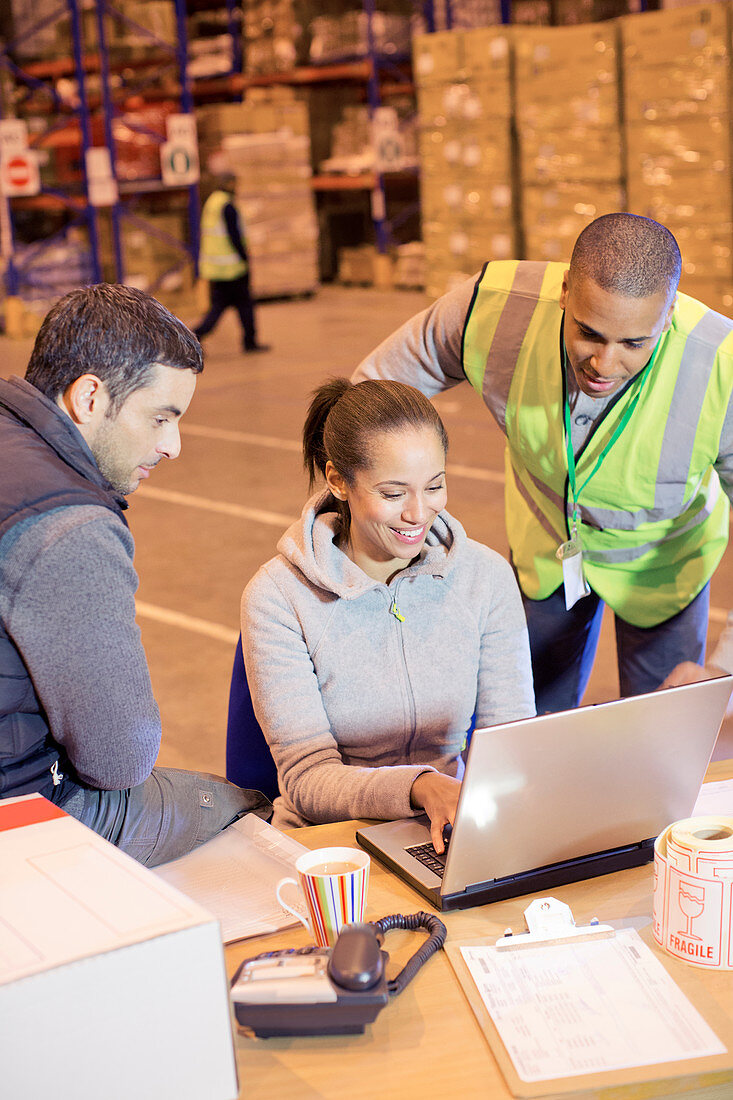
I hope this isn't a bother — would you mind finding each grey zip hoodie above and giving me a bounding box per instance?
[241,490,535,828]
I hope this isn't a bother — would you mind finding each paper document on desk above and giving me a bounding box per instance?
[154,814,309,944]
[460,929,725,1083]
[693,778,733,817]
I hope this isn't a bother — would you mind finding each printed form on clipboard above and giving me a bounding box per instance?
[446,898,732,1098]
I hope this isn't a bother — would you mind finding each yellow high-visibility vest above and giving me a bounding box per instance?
[198,190,248,281]
[463,261,733,626]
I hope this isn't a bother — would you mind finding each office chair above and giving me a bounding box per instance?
[226,634,280,802]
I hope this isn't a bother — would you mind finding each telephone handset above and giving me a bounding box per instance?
[231,912,447,1037]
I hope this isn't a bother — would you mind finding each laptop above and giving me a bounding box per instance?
[356,675,733,911]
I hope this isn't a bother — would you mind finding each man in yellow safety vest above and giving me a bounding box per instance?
[194,173,269,354]
[353,214,733,713]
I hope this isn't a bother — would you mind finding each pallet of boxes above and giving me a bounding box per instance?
[621,4,733,318]
[413,26,517,299]
[197,91,319,300]
[514,21,625,265]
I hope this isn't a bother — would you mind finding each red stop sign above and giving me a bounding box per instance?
[6,155,31,187]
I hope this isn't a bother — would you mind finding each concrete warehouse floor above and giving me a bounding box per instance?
[2,283,732,774]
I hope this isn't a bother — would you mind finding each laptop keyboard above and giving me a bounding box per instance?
[406,843,447,879]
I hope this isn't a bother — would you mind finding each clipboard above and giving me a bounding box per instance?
[446,899,733,1098]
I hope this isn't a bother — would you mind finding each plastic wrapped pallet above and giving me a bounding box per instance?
[310,11,412,61]
[223,130,319,299]
[242,0,311,73]
[7,0,59,58]
[621,4,733,295]
[414,26,516,298]
[338,245,381,285]
[318,101,417,175]
[515,21,623,263]
[108,0,177,50]
[242,0,424,75]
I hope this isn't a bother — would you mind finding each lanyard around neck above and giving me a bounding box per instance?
[563,336,662,525]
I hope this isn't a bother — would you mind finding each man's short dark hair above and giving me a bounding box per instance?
[25,283,203,412]
[569,213,682,305]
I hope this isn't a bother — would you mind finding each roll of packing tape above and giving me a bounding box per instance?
[653,815,733,969]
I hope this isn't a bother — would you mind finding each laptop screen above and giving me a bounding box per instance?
[442,676,733,895]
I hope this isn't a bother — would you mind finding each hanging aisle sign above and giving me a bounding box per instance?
[86,147,118,207]
[0,120,40,197]
[161,113,199,187]
[0,152,41,197]
[371,107,405,174]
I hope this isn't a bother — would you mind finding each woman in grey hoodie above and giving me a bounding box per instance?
[241,378,536,849]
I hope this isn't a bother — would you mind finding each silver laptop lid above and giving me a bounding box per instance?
[442,675,732,896]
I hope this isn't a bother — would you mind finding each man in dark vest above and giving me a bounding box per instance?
[0,284,269,864]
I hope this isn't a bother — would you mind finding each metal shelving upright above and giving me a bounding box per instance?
[0,0,103,303]
[1,0,201,311]
[92,0,200,290]
[362,0,429,256]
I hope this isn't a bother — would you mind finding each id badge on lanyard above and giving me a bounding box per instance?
[557,523,589,610]
[557,338,660,611]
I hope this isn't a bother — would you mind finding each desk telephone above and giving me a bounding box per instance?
[231,912,447,1036]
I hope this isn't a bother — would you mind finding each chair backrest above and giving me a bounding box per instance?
[226,634,280,802]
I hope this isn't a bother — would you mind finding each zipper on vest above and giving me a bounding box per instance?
[50,760,64,787]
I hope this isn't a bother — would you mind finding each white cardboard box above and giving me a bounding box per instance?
[0,794,238,1100]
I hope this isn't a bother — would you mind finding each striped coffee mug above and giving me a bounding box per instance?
[276,846,370,948]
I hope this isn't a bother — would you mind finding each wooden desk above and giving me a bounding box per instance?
[227,761,733,1100]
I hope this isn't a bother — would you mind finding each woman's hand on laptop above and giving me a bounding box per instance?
[409,772,461,854]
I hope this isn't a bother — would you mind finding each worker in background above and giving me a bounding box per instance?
[353,213,733,714]
[194,172,269,354]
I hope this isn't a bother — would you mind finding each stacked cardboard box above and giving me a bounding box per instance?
[522,183,625,262]
[414,26,516,298]
[337,244,394,288]
[621,4,732,301]
[197,87,310,173]
[393,241,426,289]
[219,96,319,297]
[515,22,623,263]
[429,0,503,29]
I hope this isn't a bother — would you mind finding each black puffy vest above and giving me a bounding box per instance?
[0,378,127,802]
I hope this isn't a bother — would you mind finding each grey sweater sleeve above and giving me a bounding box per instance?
[351,275,478,394]
[0,506,161,789]
[241,572,434,824]
[472,550,536,729]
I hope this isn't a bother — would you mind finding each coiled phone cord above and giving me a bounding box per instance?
[231,911,447,997]
[370,911,447,996]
